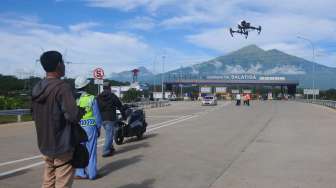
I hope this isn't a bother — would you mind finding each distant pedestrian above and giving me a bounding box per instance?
[243,94,247,105]
[74,76,102,180]
[236,93,241,106]
[32,51,83,188]
[246,93,251,106]
[97,82,124,157]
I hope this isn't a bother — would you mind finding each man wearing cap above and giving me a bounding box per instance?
[74,76,102,180]
[32,51,84,188]
[97,82,124,157]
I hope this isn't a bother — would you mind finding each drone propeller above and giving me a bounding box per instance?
[244,31,248,39]
[229,28,234,37]
[257,26,262,34]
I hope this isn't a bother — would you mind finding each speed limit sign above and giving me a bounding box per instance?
[93,68,104,80]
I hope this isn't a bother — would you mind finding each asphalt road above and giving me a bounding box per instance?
[1,101,336,188]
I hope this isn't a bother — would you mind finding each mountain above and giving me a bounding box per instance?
[109,45,336,89]
[109,66,154,82]
[165,45,336,89]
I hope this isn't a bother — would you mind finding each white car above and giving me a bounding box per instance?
[202,95,217,106]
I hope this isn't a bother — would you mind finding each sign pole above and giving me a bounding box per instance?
[93,68,105,95]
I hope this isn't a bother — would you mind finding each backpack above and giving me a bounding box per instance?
[70,123,89,168]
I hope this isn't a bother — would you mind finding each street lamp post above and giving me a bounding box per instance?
[152,56,157,95]
[180,66,183,99]
[297,36,316,100]
[161,55,165,99]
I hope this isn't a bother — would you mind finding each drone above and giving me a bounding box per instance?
[230,20,262,39]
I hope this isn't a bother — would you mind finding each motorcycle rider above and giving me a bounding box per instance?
[97,82,124,157]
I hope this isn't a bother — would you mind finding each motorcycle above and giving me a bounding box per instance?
[114,104,147,145]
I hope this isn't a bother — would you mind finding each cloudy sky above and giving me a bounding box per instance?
[0,0,335,78]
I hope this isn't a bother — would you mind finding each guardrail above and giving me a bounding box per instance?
[130,100,170,109]
[296,99,336,109]
[0,101,170,123]
[0,109,31,122]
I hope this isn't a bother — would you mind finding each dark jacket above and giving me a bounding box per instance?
[32,78,81,157]
[97,90,123,121]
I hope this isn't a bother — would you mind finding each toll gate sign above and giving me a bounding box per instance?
[215,87,227,93]
[200,87,211,93]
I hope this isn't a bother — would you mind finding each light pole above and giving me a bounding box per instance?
[161,55,165,99]
[297,36,316,100]
[180,66,183,99]
[152,56,157,95]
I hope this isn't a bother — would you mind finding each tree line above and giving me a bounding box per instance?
[0,74,129,110]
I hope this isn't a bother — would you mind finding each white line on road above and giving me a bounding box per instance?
[0,102,231,178]
[0,155,42,167]
[147,115,197,132]
[0,140,106,168]
[146,115,183,118]
[0,161,44,177]
[0,116,189,168]
[0,115,198,178]
[147,115,192,128]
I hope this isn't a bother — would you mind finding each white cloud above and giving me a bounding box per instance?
[264,65,306,75]
[0,14,62,32]
[0,15,213,77]
[85,0,152,11]
[121,16,156,30]
[2,0,336,77]
[160,13,214,27]
[147,47,211,75]
[69,22,100,32]
[84,0,336,68]
[0,16,153,77]
[186,13,336,67]
[84,0,183,12]
[224,65,246,74]
[224,64,263,74]
[223,64,305,75]
[211,61,222,69]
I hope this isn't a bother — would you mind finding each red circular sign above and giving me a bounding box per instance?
[93,68,104,80]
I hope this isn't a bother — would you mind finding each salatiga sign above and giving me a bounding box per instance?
[206,74,286,81]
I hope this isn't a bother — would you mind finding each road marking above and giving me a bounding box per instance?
[0,115,198,178]
[0,161,44,177]
[0,140,106,167]
[0,103,229,178]
[147,116,192,128]
[0,102,230,167]
[96,115,195,147]
[0,116,187,168]
[146,115,182,118]
[0,122,34,128]
[0,115,196,178]
[147,115,197,132]
[0,155,43,167]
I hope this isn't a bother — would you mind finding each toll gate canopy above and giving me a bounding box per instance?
[164,74,299,95]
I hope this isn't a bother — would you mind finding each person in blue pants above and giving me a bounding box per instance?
[74,76,102,180]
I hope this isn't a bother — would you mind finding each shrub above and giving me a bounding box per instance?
[122,89,142,103]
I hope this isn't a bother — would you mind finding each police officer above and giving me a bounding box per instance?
[74,76,102,180]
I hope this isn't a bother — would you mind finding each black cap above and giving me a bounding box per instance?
[103,82,111,90]
[40,51,63,72]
